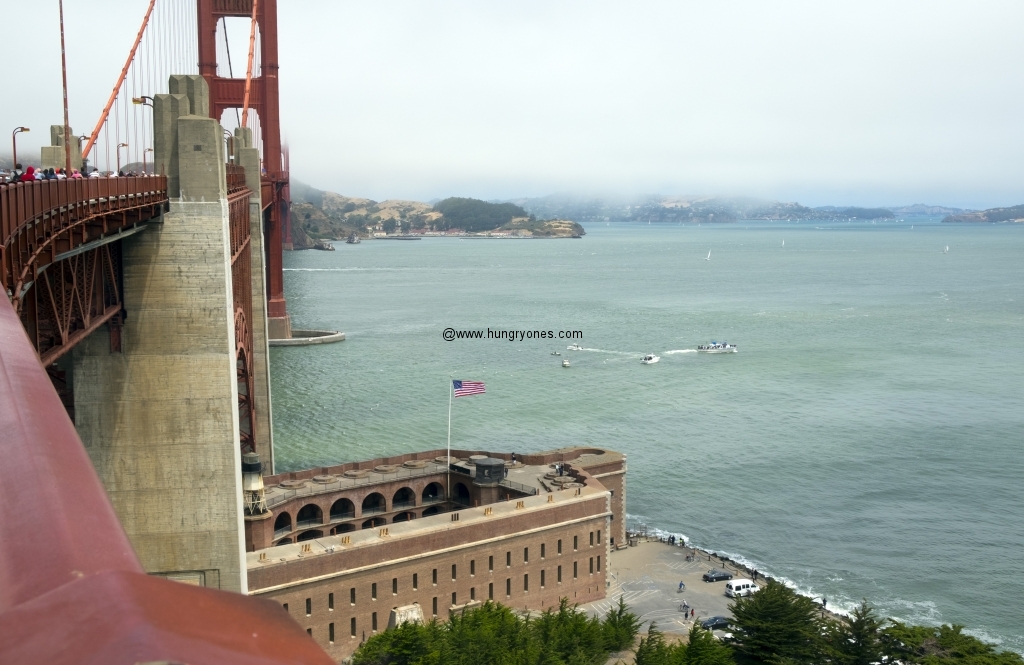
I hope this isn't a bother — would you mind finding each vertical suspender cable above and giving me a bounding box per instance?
[81,0,157,161]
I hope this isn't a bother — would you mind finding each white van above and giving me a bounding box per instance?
[724,579,759,598]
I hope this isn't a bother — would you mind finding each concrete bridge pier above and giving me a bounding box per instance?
[71,76,272,594]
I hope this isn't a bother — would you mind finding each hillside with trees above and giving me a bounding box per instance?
[943,204,1024,223]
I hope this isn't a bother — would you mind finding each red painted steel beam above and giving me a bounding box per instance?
[0,296,334,664]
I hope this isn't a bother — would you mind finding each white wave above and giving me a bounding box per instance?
[663,349,697,355]
[576,347,637,356]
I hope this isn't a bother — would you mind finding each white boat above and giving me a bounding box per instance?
[943,246,949,254]
[641,354,660,364]
[562,359,571,368]
[551,351,561,356]
[567,343,583,351]
[704,250,711,261]
[698,341,737,354]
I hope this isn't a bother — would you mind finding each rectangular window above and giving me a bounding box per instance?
[597,555,602,572]
[489,555,494,572]
[372,612,378,632]
[371,583,377,600]
[597,530,602,544]
[574,536,578,551]
[350,588,356,605]
[541,569,546,588]
[392,578,398,595]
[506,578,511,597]
[329,622,335,644]
[557,539,562,555]
[328,592,334,610]
[413,573,418,590]
[590,531,594,546]
[305,598,312,616]
[524,547,529,563]
[589,557,594,574]
[506,551,511,567]
[557,565,562,583]
[283,603,289,613]
[470,559,476,576]
[541,543,546,559]
[451,591,457,606]
[471,587,476,600]
[574,562,578,579]
[432,568,438,585]
[350,618,356,637]
[452,564,457,581]
[489,582,494,600]
[307,628,312,637]
[524,574,529,592]
[432,597,438,616]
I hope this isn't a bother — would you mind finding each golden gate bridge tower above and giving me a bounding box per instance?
[198,0,292,339]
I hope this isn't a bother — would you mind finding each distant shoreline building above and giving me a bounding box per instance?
[244,447,626,662]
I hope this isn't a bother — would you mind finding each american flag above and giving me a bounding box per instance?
[452,380,486,397]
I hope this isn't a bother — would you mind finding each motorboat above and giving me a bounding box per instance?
[345,232,361,244]
[562,359,571,367]
[698,341,737,353]
[641,354,660,364]
[551,351,561,356]
[567,343,583,351]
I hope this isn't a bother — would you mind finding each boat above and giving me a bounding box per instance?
[312,240,335,251]
[551,351,561,356]
[943,246,949,254]
[345,232,361,244]
[567,343,583,351]
[697,341,737,353]
[562,359,571,368]
[704,250,711,261]
[641,354,660,364]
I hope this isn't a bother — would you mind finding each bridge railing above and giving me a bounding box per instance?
[1,177,168,295]
[0,295,333,664]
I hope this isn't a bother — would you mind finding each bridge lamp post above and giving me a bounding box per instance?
[11,127,29,168]
[78,136,89,174]
[131,96,153,108]
[116,142,128,173]
[143,148,153,174]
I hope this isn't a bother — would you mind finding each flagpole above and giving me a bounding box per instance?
[447,379,452,502]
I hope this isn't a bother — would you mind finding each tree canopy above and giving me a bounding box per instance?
[433,197,529,233]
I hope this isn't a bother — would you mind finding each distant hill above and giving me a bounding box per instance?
[432,197,529,232]
[812,206,894,219]
[943,204,1024,223]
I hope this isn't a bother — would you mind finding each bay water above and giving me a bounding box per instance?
[271,219,1023,651]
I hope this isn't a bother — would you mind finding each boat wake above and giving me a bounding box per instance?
[663,349,697,355]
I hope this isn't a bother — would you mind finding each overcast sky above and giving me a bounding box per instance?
[5,1,1023,208]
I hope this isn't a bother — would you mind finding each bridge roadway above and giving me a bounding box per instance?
[1,176,168,364]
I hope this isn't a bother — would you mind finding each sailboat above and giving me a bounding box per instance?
[782,239,785,247]
[943,246,949,254]
[704,250,711,261]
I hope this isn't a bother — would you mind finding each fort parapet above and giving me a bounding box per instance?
[245,446,626,662]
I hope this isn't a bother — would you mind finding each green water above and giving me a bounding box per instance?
[272,219,1024,651]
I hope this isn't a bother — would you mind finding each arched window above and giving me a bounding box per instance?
[330,498,355,521]
[361,517,386,529]
[273,511,292,537]
[393,487,415,509]
[393,511,415,523]
[296,504,323,528]
[297,530,323,542]
[275,537,292,546]
[362,492,386,515]
[422,505,442,517]
[332,523,355,535]
[453,482,471,505]
[422,482,444,503]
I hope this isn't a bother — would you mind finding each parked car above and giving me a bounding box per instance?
[701,616,731,631]
[724,579,759,597]
[703,569,734,582]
